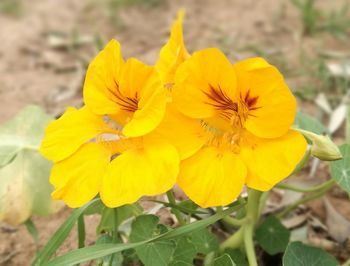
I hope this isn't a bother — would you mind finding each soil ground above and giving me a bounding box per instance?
[0,0,350,265]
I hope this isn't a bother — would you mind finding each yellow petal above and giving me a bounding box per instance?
[83,39,124,115]
[241,130,307,191]
[40,106,115,162]
[152,103,208,159]
[119,58,167,137]
[173,48,237,119]
[233,57,296,138]
[177,146,247,208]
[156,10,190,85]
[100,136,179,207]
[50,143,111,208]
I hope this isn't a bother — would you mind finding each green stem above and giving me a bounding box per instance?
[113,208,118,242]
[243,189,262,266]
[258,192,269,217]
[276,179,335,193]
[166,190,186,225]
[77,215,85,248]
[217,207,247,227]
[25,219,39,249]
[276,179,335,218]
[220,189,262,266]
[220,227,244,251]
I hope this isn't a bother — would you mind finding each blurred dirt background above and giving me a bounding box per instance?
[0,0,350,265]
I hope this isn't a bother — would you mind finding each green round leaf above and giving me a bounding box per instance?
[224,248,248,266]
[0,106,63,225]
[169,236,197,266]
[0,105,52,167]
[283,241,338,266]
[95,235,123,266]
[330,144,350,193]
[130,215,176,266]
[97,203,142,234]
[256,216,290,255]
[191,228,219,255]
[45,204,245,266]
[294,112,328,135]
[213,254,236,266]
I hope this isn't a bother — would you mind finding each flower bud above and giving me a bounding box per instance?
[295,129,342,161]
[310,134,342,161]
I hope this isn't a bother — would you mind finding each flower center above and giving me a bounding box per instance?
[203,85,238,122]
[114,88,139,113]
[110,82,139,113]
[202,85,261,152]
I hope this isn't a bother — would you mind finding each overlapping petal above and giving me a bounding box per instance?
[233,57,296,139]
[50,143,111,208]
[118,58,167,137]
[152,104,208,160]
[40,106,116,163]
[173,48,237,119]
[241,130,307,191]
[83,39,124,115]
[156,10,189,86]
[177,146,247,207]
[100,135,179,207]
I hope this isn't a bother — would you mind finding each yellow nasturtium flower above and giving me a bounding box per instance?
[152,10,208,160]
[156,10,190,87]
[172,48,307,208]
[40,40,179,208]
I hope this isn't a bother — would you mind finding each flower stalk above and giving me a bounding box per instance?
[166,190,186,225]
[276,179,335,218]
[244,189,262,266]
[220,189,262,266]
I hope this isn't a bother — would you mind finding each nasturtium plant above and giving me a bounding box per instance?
[283,242,339,266]
[95,234,123,266]
[191,228,219,255]
[212,254,236,266]
[255,216,290,255]
[130,215,177,266]
[97,203,142,234]
[0,105,63,225]
[294,111,328,135]
[330,144,350,193]
[28,9,348,266]
[224,249,248,266]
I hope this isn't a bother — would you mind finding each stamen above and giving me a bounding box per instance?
[203,84,238,121]
[200,86,264,153]
[241,89,261,111]
[108,82,139,112]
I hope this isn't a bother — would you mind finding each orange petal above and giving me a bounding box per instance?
[40,106,115,162]
[118,58,167,137]
[177,146,247,207]
[234,57,296,138]
[156,10,190,86]
[173,48,237,119]
[83,39,124,115]
[151,103,207,160]
[241,130,307,191]
[50,143,111,208]
[100,136,179,207]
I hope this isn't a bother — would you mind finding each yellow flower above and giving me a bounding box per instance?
[156,10,190,87]
[40,40,179,208]
[84,40,166,137]
[172,48,307,208]
[151,10,206,160]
